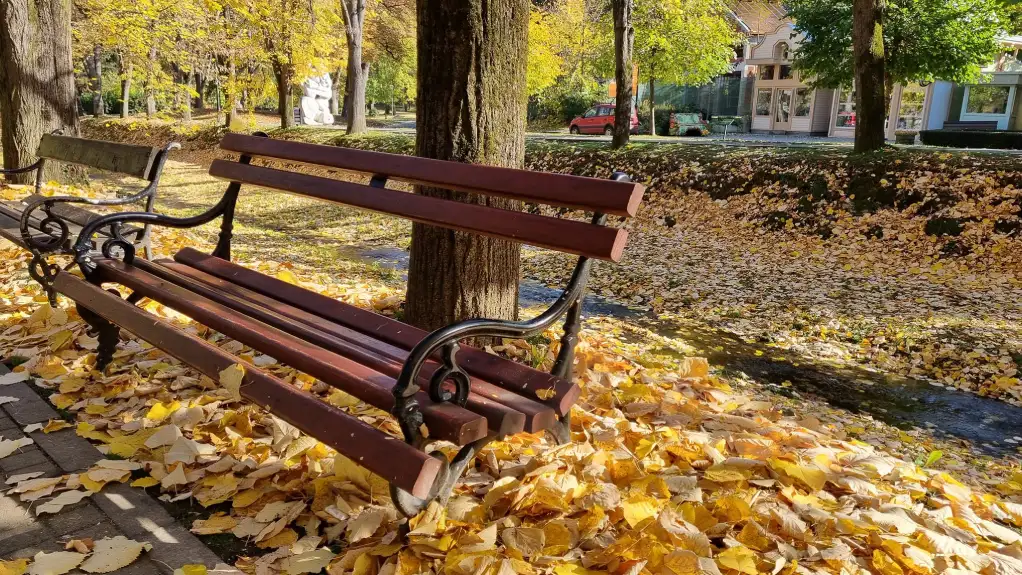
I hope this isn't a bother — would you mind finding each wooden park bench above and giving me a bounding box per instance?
[0,133,178,302]
[40,133,645,516]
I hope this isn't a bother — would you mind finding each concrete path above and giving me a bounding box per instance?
[0,373,239,573]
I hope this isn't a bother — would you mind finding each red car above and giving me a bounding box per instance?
[569,104,639,135]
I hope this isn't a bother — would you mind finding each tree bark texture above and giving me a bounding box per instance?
[91,44,104,117]
[181,71,193,121]
[145,47,157,118]
[405,0,529,332]
[225,58,239,129]
[120,60,132,118]
[852,0,885,152]
[193,72,205,109]
[0,0,80,184]
[612,0,635,148]
[273,60,295,129]
[341,0,368,134]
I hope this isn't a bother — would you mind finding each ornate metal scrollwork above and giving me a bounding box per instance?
[99,223,137,265]
[428,343,470,406]
[392,388,426,448]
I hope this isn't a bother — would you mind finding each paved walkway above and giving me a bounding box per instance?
[0,373,238,573]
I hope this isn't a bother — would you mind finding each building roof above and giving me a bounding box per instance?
[728,0,789,35]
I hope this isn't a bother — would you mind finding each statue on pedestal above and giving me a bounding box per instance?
[299,73,334,125]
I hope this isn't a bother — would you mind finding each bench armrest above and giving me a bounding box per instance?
[20,143,180,256]
[391,255,595,443]
[0,159,42,177]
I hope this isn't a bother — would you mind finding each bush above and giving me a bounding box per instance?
[920,129,1022,149]
[528,83,606,125]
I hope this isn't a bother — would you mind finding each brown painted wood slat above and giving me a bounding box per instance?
[132,259,530,436]
[174,248,580,416]
[95,259,488,446]
[208,160,628,262]
[51,271,442,499]
[220,133,645,217]
[4,194,142,235]
[38,134,160,180]
[142,258,554,434]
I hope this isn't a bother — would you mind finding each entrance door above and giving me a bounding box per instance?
[774,89,793,131]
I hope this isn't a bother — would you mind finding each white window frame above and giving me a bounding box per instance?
[960,84,1016,130]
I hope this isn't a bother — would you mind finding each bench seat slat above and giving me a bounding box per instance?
[95,259,488,446]
[50,271,443,499]
[0,195,143,238]
[174,248,580,416]
[38,134,160,180]
[142,258,555,434]
[220,133,645,217]
[209,160,628,262]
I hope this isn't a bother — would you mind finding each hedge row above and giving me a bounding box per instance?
[920,129,1022,150]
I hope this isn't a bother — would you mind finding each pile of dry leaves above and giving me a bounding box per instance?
[0,227,1020,575]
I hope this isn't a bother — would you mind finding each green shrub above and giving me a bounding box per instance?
[919,129,1022,149]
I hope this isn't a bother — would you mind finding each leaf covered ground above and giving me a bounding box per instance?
[0,152,1020,575]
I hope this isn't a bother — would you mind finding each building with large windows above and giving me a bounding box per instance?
[731,1,1022,139]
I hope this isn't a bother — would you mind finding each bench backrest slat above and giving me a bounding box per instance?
[209,160,628,261]
[219,133,644,217]
[37,134,161,180]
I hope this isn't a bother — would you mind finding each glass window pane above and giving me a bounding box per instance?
[775,90,792,123]
[966,85,1011,114]
[756,89,772,115]
[836,86,856,127]
[794,89,811,117]
[779,65,793,80]
[897,86,925,130]
[759,65,775,81]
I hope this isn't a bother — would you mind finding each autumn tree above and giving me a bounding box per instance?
[363,0,415,114]
[0,0,80,184]
[340,0,369,134]
[634,0,740,135]
[611,0,635,148]
[405,0,529,330]
[787,0,1002,152]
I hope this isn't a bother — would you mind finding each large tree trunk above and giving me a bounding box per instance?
[120,59,132,119]
[193,72,205,109]
[273,60,295,129]
[611,0,635,148]
[225,58,239,129]
[405,0,528,331]
[180,71,192,122]
[145,47,157,118]
[0,0,80,184]
[341,0,368,134]
[852,0,885,152]
[91,44,104,117]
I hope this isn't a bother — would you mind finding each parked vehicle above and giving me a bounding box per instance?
[569,104,639,135]
[669,113,711,136]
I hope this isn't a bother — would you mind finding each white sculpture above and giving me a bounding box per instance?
[299,73,334,125]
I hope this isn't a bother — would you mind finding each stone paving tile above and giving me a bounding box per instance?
[0,448,47,473]
[0,526,51,557]
[0,377,242,573]
[1,382,55,426]
[30,427,101,473]
[0,460,57,483]
[39,500,105,537]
